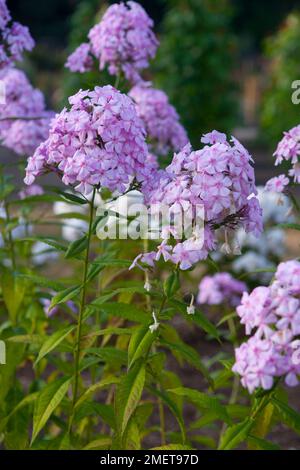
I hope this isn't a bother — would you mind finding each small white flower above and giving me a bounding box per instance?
[149,310,159,333]
[187,294,195,315]
[144,280,151,292]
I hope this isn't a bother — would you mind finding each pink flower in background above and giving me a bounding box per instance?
[24,85,154,196]
[265,174,289,193]
[0,0,34,69]
[19,184,44,200]
[0,0,11,30]
[233,260,300,393]
[129,83,188,155]
[66,1,158,84]
[197,272,247,307]
[65,43,93,73]
[273,124,300,184]
[0,68,53,155]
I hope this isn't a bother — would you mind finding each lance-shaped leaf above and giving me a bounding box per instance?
[35,326,75,366]
[218,418,253,450]
[115,359,146,436]
[31,377,72,445]
[128,326,158,369]
[169,387,231,424]
[272,397,300,434]
[65,235,88,259]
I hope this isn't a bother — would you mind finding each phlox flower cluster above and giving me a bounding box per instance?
[129,83,188,155]
[267,124,300,187]
[0,68,53,155]
[0,0,34,69]
[131,131,263,271]
[24,85,152,196]
[197,272,247,307]
[233,260,300,393]
[65,1,158,84]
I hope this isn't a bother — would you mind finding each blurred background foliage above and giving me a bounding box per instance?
[261,12,300,148]
[7,0,300,149]
[154,0,237,146]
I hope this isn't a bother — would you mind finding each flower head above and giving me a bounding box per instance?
[25,85,151,196]
[129,83,188,155]
[233,260,300,393]
[198,272,247,307]
[66,1,158,84]
[132,131,262,271]
[273,124,300,184]
[265,174,289,193]
[0,67,53,155]
[0,1,34,69]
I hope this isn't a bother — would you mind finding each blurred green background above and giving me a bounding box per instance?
[8,0,300,149]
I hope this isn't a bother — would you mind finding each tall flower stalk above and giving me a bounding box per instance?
[69,188,96,432]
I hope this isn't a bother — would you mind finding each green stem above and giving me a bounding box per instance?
[4,201,16,271]
[68,188,96,433]
[219,313,239,443]
[114,72,121,89]
[156,295,167,446]
[143,238,151,313]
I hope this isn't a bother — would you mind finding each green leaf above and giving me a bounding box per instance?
[277,222,300,231]
[65,235,87,259]
[49,285,81,311]
[191,435,216,449]
[128,326,157,369]
[31,377,71,445]
[164,271,180,298]
[151,444,193,450]
[85,347,127,367]
[59,191,88,205]
[249,402,274,449]
[75,375,119,410]
[16,273,64,291]
[1,269,27,324]
[169,387,231,424]
[84,327,133,339]
[87,302,149,324]
[272,397,300,434]
[218,418,252,450]
[170,299,220,340]
[149,386,186,444]
[0,342,25,403]
[0,392,38,433]
[11,194,63,205]
[161,339,213,387]
[20,237,67,253]
[115,359,146,436]
[247,435,280,450]
[87,263,104,283]
[35,326,75,366]
[83,437,112,450]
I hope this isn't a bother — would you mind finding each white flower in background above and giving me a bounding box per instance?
[53,201,88,242]
[257,187,293,224]
[31,241,59,266]
[232,251,275,283]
